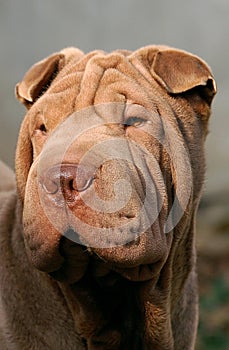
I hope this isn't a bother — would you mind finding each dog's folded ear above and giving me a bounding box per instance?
[15,48,84,108]
[151,49,217,106]
[15,53,65,108]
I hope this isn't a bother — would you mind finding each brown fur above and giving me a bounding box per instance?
[0,161,15,192]
[0,45,216,349]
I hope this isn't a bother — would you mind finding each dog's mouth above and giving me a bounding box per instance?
[47,227,165,285]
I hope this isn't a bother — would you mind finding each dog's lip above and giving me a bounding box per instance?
[49,260,159,284]
[47,229,161,284]
[48,257,158,284]
[112,263,160,282]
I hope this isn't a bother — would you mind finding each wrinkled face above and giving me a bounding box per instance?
[15,47,216,284]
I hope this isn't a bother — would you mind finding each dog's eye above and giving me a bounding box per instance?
[32,123,47,138]
[38,124,47,133]
[124,117,146,127]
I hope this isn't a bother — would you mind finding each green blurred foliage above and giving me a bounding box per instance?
[197,276,229,349]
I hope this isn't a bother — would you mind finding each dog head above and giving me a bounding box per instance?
[15,46,216,284]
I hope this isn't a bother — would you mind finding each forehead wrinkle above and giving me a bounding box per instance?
[47,73,83,104]
[74,51,145,109]
[45,51,108,112]
[57,50,106,80]
[52,49,158,113]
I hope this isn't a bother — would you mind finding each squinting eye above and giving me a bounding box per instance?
[124,117,146,127]
[32,123,47,138]
[38,124,47,133]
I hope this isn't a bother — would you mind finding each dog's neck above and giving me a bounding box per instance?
[54,215,196,350]
[57,265,176,349]
[59,274,146,349]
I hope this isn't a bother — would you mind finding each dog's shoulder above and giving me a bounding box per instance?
[0,161,15,193]
[0,191,17,247]
[0,161,16,227]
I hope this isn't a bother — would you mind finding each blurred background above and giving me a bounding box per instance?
[0,0,228,348]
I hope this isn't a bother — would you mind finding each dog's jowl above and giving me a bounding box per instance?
[0,46,216,349]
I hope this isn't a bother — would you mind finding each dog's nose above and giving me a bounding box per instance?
[41,164,95,205]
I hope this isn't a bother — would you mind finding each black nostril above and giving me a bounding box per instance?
[66,176,94,193]
[68,179,76,191]
[59,165,95,193]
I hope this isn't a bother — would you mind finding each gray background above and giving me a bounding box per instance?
[0,0,228,197]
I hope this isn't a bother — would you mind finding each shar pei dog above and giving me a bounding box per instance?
[0,45,216,349]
